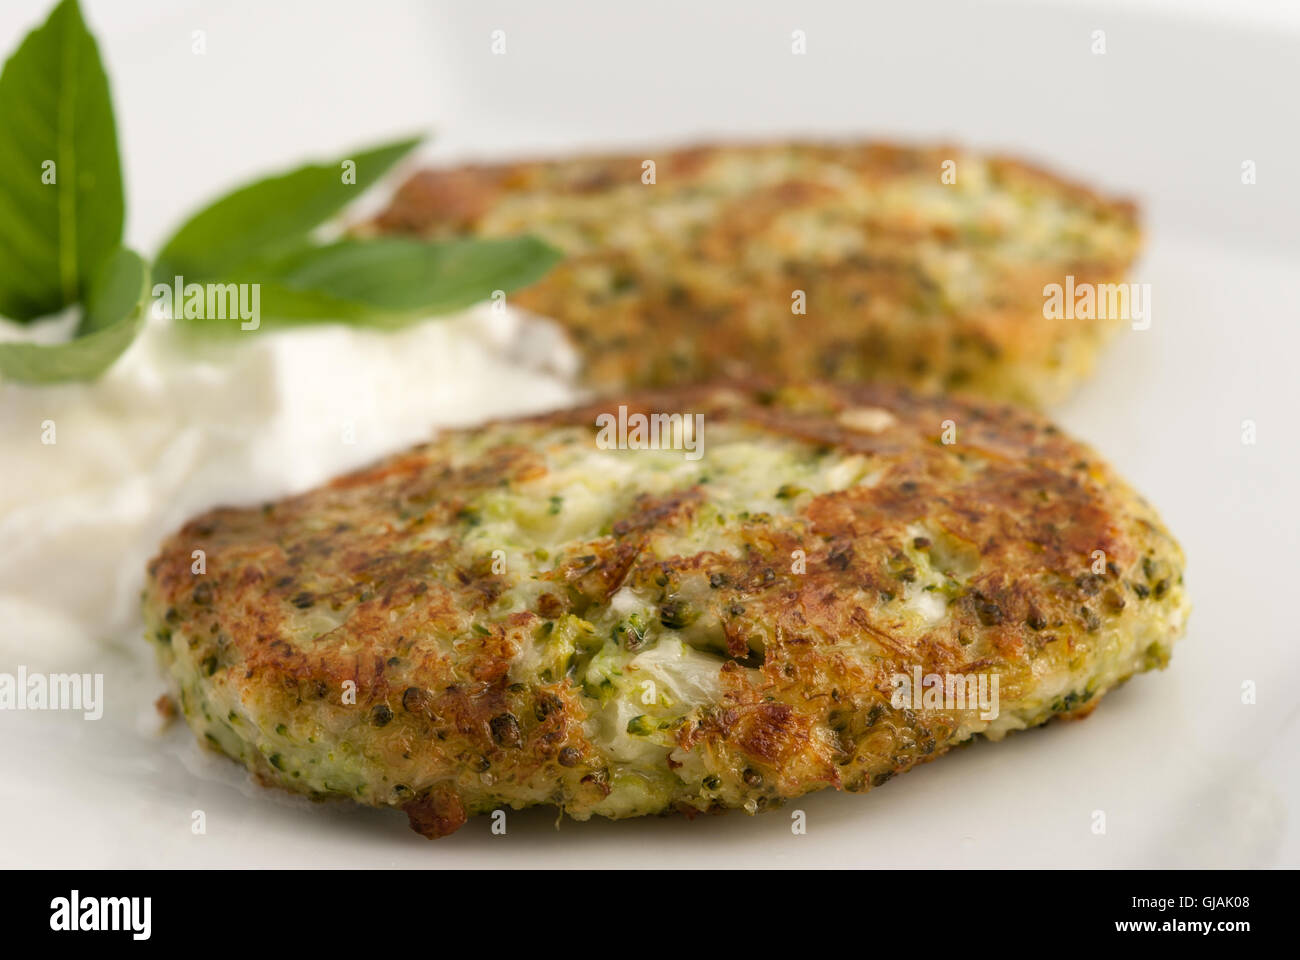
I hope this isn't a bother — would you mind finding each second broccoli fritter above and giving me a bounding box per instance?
[371,142,1141,406]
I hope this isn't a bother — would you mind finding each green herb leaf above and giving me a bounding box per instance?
[0,0,124,322]
[259,235,561,326]
[180,235,562,330]
[154,136,423,282]
[0,247,148,383]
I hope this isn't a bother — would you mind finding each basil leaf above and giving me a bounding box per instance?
[178,236,562,330]
[260,236,561,324]
[154,136,423,282]
[0,247,148,384]
[0,0,124,322]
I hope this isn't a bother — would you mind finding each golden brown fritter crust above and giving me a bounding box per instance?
[368,142,1141,406]
[143,381,1187,838]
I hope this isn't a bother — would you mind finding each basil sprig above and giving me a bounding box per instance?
[0,0,560,384]
[0,0,141,383]
[155,142,561,330]
[0,0,122,321]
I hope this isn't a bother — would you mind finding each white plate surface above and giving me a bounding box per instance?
[0,0,1297,868]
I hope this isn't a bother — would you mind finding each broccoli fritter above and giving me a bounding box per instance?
[144,382,1187,839]
[370,142,1141,406]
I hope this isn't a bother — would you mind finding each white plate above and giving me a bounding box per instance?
[1,0,1297,868]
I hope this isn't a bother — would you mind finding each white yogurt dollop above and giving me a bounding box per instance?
[0,306,581,663]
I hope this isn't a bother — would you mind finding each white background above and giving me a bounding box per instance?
[0,0,1297,867]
